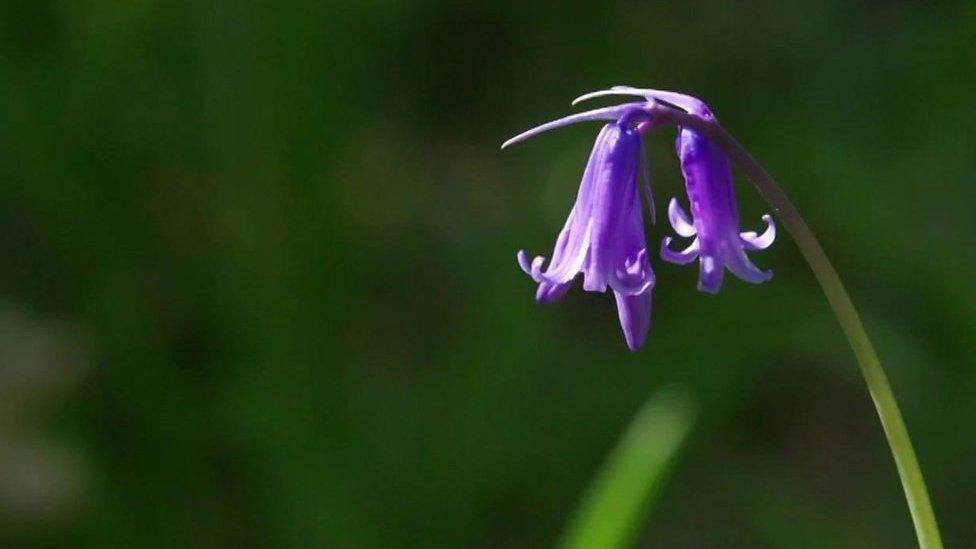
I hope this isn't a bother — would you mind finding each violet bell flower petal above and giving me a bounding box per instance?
[508,109,655,350]
[575,86,776,293]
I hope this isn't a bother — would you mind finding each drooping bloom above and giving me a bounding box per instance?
[509,107,655,350]
[504,86,777,350]
[573,87,776,293]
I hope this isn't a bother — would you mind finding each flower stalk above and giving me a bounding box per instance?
[505,90,942,547]
[668,107,943,549]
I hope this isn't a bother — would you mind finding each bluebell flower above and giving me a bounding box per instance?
[504,86,776,350]
[573,87,775,293]
[506,107,655,350]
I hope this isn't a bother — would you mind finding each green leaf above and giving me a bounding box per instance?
[560,386,697,549]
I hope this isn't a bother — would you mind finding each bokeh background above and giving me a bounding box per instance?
[0,1,973,547]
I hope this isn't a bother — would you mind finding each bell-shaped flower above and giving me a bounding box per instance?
[574,87,776,293]
[508,109,655,350]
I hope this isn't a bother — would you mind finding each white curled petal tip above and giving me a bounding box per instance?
[516,250,546,282]
[516,250,531,273]
[667,198,697,237]
[740,214,776,251]
[660,236,700,265]
[500,103,645,149]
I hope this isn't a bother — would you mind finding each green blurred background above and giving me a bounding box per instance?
[0,1,973,547]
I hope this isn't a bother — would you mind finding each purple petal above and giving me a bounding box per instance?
[582,124,643,292]
[517,124,619,287]
[510,107,656,351]
[660,237,700,265]
[535,281,572,303]
[614,288,652,351]
[725,254,773,285]
[612,248,654,296]
[667,198,696,237]
[740,214,776,250]
[517,250,545,282]
[697,256,725,294]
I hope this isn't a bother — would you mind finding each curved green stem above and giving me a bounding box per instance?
[647,103,942,547]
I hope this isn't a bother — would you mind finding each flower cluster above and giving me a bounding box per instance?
[505,87,775,350]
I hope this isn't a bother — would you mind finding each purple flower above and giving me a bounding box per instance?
[507,107,655,351]
[662,127,775,293]
[504,86,777,350]
[574,87,776,293]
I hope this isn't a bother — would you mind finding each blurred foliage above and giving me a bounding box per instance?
[560,387,696,549]
[0,0,973,547]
